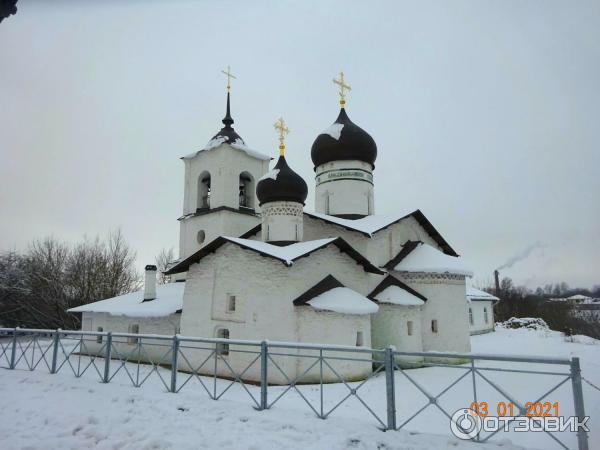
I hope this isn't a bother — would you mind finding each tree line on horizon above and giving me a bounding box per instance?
[485,277,600,339]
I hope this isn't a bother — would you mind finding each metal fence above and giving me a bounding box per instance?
[0,327,589,450]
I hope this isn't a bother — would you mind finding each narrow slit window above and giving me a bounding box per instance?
[227,295,236,312]
[216,328,229,356]
[128,324,139,344]
[407,321,413,336]
[97,327,103,344]
[484,307,489,324]
[431,320,438,333]
[355,331,364,347]
[469,308,474,325]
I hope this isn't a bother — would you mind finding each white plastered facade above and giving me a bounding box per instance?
[178,143,269,259]
[314,160,374,217]
[469,300,496,335]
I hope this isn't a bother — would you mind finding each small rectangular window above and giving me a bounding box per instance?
[227,295,236,313]
[97,327,103,344]
[128,324,140,344]
[431,320,438,333]
[407,321,413,336]
[216,328,230,356]
[484,307,489,324]
[355,331,364,347]
[469,308,474,325]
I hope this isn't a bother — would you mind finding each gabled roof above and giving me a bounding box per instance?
[165,236,385,275]
[293,275,378,315]
[67,282,185,318]
[384,240,473,277]
[368,275,427,303]
[293,274,344,305]
[304,209,458,256]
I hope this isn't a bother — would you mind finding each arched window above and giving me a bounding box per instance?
[239,172,254,209]
[469,308,474,325]
[197,171,211,210]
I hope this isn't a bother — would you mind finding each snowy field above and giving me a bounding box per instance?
[0,326,598,450]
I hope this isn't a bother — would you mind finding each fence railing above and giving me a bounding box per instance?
[0,327,589,450]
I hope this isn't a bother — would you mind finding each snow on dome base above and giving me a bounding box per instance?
[307,287,378,315]
[374,285,424,306]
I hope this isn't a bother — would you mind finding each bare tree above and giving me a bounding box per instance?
[0,230,140,329]
[155,247,175,284]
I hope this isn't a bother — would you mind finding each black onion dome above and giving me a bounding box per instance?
[256,156,308,206]
[207,92,245,147]
[311,108,377,169]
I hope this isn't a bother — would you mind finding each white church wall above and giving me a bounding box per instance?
[261,201,303,243]
[178,144,268,259]
[371,304,424,368]
[182,144,269,214]
[469,300,496,335]
[78,312,181,365]
[296,307,372,383]
[395,273,471,361]
[179,209,259,259]
[180,242,379,383]
[314,160,374,217]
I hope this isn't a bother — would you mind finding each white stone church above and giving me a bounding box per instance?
[70,74,484,382]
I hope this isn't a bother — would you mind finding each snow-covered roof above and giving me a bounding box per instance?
[466,286,499,302]
[374,285,424,306]
[391,241,473,277]
[567,294,591,300]
[303,209,458,256]
[182,137,271,161]
[307,287,378,315]
[322,123,344,140]
[166,236,384,275]
[67,282,185,318]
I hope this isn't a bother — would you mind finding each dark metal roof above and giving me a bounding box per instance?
[256,156,308,206]
[209,91,245,146]
[164,236,385,275]
[382,240,421,270]
[368,274,427,302]
[293,275,345,306]
[311,108,377,169]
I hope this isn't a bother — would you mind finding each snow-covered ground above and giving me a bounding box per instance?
[0,326,598,450]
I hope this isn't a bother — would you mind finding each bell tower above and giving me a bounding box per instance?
[178,68,271,260]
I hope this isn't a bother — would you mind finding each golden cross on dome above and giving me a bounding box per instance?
[273,117,290,156]
[333,71,351,108]
[221,65,236,92]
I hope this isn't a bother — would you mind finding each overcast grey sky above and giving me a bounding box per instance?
[1,0,599,289]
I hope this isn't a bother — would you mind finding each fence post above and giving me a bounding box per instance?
[103,332,112,383]
[260,340,268,410]
[170,335,179,393]
[9,327,18,369]
[50,329,60,374]
[384,346,396,431]
[570,357,589,450]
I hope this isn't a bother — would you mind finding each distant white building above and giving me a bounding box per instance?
[69,81,477,382]
[466,286,499,335]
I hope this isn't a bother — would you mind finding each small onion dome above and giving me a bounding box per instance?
[311,108,377,169]
[256,156,308,206]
